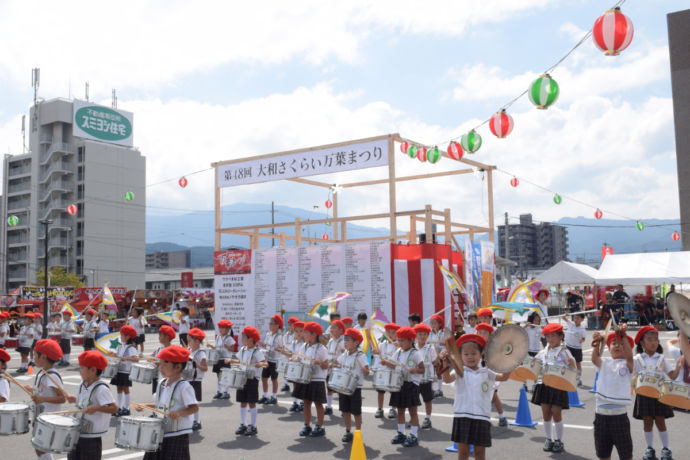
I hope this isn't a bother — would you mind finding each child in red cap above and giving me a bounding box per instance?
[428,315,445,398]
[258,314,284,405]
[186,328,208,431]
[228,326,267,437]
[0,311,11,349]
[280,317,299,392]
[151,325,176,395]
[284,320,306,412]
[293,322,328,437]
[16,314,34,373]
[373,323,400,419]
[81,309,98,351]
[325,319,346,415]
[58,310,76,367]
[0,348,11,402]
[334,328,369,442]
[65,351,117,460]
[212,320,236,400]
[414,323,438,429]
[108,325,139,417]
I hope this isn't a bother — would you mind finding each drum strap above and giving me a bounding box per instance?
[77,381,108,433]
[683,359,690,384]
[34,370,63,416]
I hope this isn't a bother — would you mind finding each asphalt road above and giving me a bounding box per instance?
[1,329,688,460]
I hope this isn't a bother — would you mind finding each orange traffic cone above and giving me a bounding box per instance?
[27,365,33,374]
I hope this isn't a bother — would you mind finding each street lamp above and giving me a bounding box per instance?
[39,218,53,338]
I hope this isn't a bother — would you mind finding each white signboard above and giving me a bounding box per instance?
[217,138,389,187]
[214,241,392,333]
[72,100,134,147]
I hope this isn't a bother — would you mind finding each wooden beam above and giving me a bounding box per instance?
[409,215,416,243]
[444,208,452,245]
[280,232,286,247]
[487,168,495,242]
[295,218,302,246]
[214,167,221,251]
[388,134,397,242]
[340,168,474,188]
[451,234,462,252]
[424,204,433,244]
[333,191,339,240]
[341,220,347,242]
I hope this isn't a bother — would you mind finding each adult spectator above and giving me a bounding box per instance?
[612,284,630,305]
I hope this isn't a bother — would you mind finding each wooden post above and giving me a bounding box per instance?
[388,135,397,242]
[214,167,221,251]
[409,215,416,243]
[280,232,286,247]
[444,208,452,245]
[295,218,302,246]
[424,204,433,244]
[487,168,495,242]
[253,229,259,249]
[333,190,339,241]
[341,220,347,242]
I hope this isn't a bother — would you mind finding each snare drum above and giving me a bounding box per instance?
[373,367,403,392]
[131,363,157,384]
[4,338,17,348]
[71,335,84,346]
[285,361,312,384]
[206,348,221,365]
[510,358,543,383]
[115,416,163,452]
[328,368,358,395]
[102,359,120,379]
[370,355,381,370]
[421,362,435,383]
[0,402,31,435]
[659,380,690,410]
[542,363,577,392]
[276,357,289,374]
[220,367,249,389]
[31,414,80,453]
[181,361,195,381]
[633,371,665,399]
[49,334,61,342]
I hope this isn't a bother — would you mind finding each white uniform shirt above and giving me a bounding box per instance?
[536,301,549,325]
[327,336,345,363]
[564,319,585,349]
[633,352,673,376]
[536,345,574,383]
[428,330,445,352]
[82,319,97,339]
[128,316,146,336]
[35,369,64,414]
[303,343,329,381]
[284,331,295,350]
[190,348,207,381]
[594,357,632,411]
[451,366,497,421]
[0,377,9,401]
[32,322,43,341]
[215,333,236,359]
[0,322,9,345]
[178,315,190,334]
[463,325,477,335]
[116,344,138,374]
[525,325,541,353]
[77,380,115,437]
[18,324,34,347]
[98,319,110,334]
[419,343,437,382]
[61,319,75,340]
[263,331,284,363]
[46,321,58,335]
[394,348,423,385]
[238,346,265,380]
[155,378,197,437]
[337,350,369,388]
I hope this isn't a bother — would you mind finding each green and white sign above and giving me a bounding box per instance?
[73,100,134,147]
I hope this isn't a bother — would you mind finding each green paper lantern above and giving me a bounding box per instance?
[460,130,482,154]
[7,215,18,227]
[124,191,134,202]
[325,221,331,227]
[529,73,559,109]
[553,194,562,205]
[408,145,418,159]
[427,147,441,164]
[636,221,645,231]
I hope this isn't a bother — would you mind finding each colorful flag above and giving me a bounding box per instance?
[95,332,121,355]
[61,302,79,318]
[485,302,540,323]
[102,283,116,306]
[367,307,389,346]
[155,310,181,330]
[507,279,542,304]
[438,263,463,292]
[307,292,351,321]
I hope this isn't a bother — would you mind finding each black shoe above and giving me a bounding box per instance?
[267,396,277,405]
[15,368,26,374]
[289,402,299,412]
[374,408,384,418]
[543,440,554,452]
[212,392,223,399]
[403,434,418,447]
[342,431,354,442]
[192,421,201,431]
[421,417,432,429]
[309,426,325,437]
[121,408,131,416]
[391,432,407,444]
[551,439,564,453]
[221,392,230,400]
[498,417,507,427]
[299,425,312,437]
[235,424,247,435]
[281,384,291,392]
[298,402,304,412]
[244,425,257,436]
[258,396,269,404]
[387,408,397,419]
[324,407,333,415]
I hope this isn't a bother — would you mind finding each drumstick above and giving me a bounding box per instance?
[45,408,87,416]
[1,370,35,397]
[130,402,169,417]
[379,357,410,372]
[40,370,71,401]
[600,318,613,355]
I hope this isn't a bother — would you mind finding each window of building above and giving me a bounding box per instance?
[77,146,84,163]
[77,203,84,218]
[77,166,83,181]
[77,184,83,199]
[76,259,83,275]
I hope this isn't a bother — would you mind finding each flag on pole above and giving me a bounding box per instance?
[155,310,181,330]
[95,332,121,355]
[102,283,116,306]
[61,302,79,318]
[307,292,351,321]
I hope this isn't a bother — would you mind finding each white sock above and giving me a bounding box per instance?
[398,423,405,434]
[410,425,418,436]
[193,412,199,422]
[63,354,70,362]
[327,394,333,407]
[271,393,276,398]
[498,412,505,419]
[436,378,443,391]
[38,453,53,460]
[644,430,654,448]
[117,392,123,408]
[659,430,669,449]
[293,398,298,404]
[554,421,563,440]
[124,393,130,409]
[263,392,268,398]
[217,381,223,392]
[240,406,247,425]
[21,362,28,369]
[250,407,257,426]
[544,420,553,440]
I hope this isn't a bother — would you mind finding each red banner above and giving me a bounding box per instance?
[181,272,194,288]
[601,246,614,260]
[73,287,126,303]
[214,250,252,275]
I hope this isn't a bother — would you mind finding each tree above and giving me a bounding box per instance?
[33,266,85,287]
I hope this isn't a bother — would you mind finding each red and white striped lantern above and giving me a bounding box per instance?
[179,177,188,188]
[416,147,427,162]
[447,141,463,160]
[592,7,634,56]
[489,109,514,139]
[400,141,409,154]
[594,208,603,220]
[510,177,519,188]
[325,199,333,209]
[66,204,78,216]
[672,232,681,242]
[322,233,329,241]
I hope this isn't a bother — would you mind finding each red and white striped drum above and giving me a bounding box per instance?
[71,335,84,346]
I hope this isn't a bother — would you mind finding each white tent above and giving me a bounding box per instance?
[596,251,690,285]
[539,261,599,286]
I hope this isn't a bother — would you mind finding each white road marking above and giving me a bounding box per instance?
[57,448,143,460]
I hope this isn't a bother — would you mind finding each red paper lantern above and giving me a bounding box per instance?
[447,141,463,160]
[672,232,681,242]
[400,141,409,154]
[66,204,78,216]
[416,147,427,162]
[594,208,603,220]
[179,177,188,188]
[325,199,332,209]
[592,7,634,56]
[322,233,329,240]
[489,109,514,139]
[510,177,519,188]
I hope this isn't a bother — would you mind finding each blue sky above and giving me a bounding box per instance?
[0,0,687,244]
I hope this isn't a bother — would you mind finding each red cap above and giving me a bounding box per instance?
[607,332,634,349]
[0,312,9,320]
[119,325,138,339]
[634,326,658,345]
[396,326,416,340]
[430,315,443,325]
[78,350,108,371]
[84,309,96,316]
[331,320,345,332]
[477,308,493,317]
[35,339,63,361]
[32,312,42,318]
[294,321,305,329]
[188,328,206,340]
[413,323,431,334]
[384,322,400,331]
[217,320,233,329]
[24,312,36,318]
[476,323,494,333]
[537,289,550,299]
[344,328,363,344]
[456,333,486,350]
[342,317,353,325]
[541,323,564,335]
[287,317,299,324]
[159,325,176,340]
[242,326,260,344]
[272,314,284,329]
[62,310,73,316]
[0,348,11,362]
[304,322,323,336]
[158,345,190,363]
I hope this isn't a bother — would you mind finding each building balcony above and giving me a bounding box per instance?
[39,179,73,202]
[7,199,30,212]
[40,142,76,165]
[40,161,75,183]
[39,133,53,144]
[8,165,31,178]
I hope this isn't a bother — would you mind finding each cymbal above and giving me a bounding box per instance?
[667,292,690,337]
[484,324,529,373]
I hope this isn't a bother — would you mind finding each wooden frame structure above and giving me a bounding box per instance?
[212,133,496,251]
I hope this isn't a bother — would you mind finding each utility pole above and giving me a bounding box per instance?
[504,212,510,283]
[40,219,53,338]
